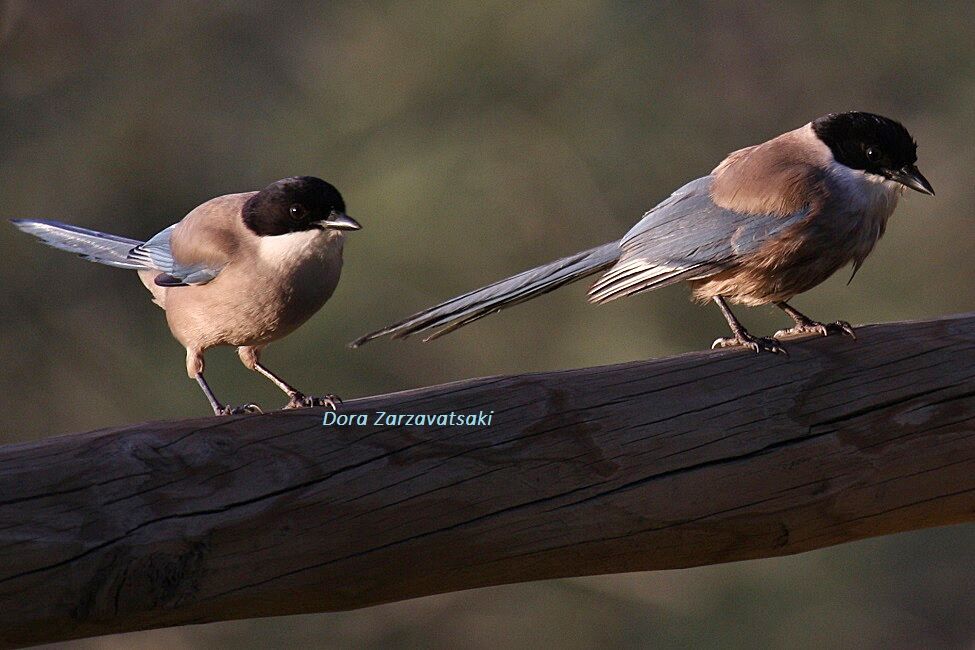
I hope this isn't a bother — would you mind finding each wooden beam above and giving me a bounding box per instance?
[1,313,974,647]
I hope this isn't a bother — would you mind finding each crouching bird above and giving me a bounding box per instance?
[351,112,933,354]
[12,176,361,414]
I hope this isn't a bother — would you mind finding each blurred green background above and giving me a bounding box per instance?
[1,1,973,648]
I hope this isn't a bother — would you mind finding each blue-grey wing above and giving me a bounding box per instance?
[126,224,222,285]
[588,175,808,303]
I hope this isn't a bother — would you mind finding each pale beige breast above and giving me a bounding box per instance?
[164,229,346,350]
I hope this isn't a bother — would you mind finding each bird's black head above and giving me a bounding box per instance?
[812,112,934,195]
[242,176,362,236]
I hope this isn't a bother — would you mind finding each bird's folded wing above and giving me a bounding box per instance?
[127,224,223,286]
[588,175,809,303]
[125,193,255,287]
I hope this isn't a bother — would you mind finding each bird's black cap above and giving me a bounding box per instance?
[812,112,933,194]
[243,176,349,236]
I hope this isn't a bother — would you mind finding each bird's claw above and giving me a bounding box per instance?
[774,320,856,341]
[285,391,342,410]
[217,403,263,416]
[712,333,788,356]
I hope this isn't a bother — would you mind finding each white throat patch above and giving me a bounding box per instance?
[827,161,904,212]
[258,229,338,268]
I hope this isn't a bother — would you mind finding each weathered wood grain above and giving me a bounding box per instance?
[1,313,974,647]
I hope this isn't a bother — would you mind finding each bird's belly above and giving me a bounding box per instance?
[165,254,342,349]
[692,214,885,306]
[694,258,847,306]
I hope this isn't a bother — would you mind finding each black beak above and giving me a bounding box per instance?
[887,165,935,196]
[317,213,362,231]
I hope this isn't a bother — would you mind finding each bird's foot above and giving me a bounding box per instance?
[774,320,856,341]
[215,403,263,416]
[712,332,788,355]
[285,391,342,410]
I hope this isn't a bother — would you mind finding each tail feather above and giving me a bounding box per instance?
[351,241,621,347]
[11,219,146,269]
[587,259,707,304]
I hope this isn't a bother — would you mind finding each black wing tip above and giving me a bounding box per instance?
[10,218,61,227]
[9,218,36,230]
[348,328,418,348]
[348,330,388,348]
[153,273,188,287]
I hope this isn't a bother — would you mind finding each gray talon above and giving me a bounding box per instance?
[712,334,788,356]
[218,403,263,415]
[774,320,857,341]
[285,391,341,410]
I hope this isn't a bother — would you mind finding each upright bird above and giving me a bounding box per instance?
[13,176,361,414]
[352,112,933,353]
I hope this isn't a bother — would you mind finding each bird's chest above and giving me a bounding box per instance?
[716,179,900,305]
[254,230,344,323]
[165,231,346,348]
[802,178,901,274]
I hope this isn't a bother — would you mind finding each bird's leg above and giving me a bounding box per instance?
[194,373,262,416]
[710,296,787,355]
[254,363,342,410]
[773,302,856,340]
[238,346,341,410]
[187,349,261,416]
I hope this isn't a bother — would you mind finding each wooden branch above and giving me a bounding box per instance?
[2,313,974,647]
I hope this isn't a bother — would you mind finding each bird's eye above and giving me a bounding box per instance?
[865,147,882,162]
[289,204,304,220]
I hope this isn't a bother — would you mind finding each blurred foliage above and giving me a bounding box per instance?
[1,1,973,648]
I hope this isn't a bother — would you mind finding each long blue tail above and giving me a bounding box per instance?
[350,241,621,346]
[11,219,147,269]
